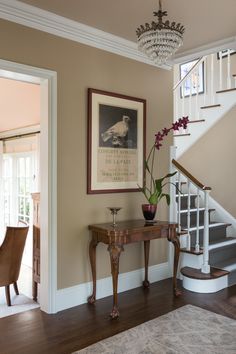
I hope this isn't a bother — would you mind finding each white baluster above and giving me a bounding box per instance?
[211,53,215,104]
[177,171,181,234]
[187,179,191,251]
[219,51,223,91]
[201,190,210,274]
[195,68,199,119]
[182,84,185,117]
[227,49,231,89]
[203,57,207,107]
[195,188,200,253]
[189,74,192,120]
[175,89,179,121]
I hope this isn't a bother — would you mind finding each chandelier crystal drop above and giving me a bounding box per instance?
[136,0,185,66]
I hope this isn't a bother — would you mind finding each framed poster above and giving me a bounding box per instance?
[87,88,146,194]
[180,59,204,98]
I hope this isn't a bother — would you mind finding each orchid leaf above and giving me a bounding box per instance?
[162,193,170,205]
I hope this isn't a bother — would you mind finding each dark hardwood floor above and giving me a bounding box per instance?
[0,279,236,354]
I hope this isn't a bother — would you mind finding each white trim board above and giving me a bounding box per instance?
[0,0,170,70]
[56,262,171,312]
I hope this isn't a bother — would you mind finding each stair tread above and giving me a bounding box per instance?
[181,247,203,255]
[216,87,236,94]
[213,258,236,272]
[181,266,229,280]
[180,207,214,213]
[188,119,205,123]
[209,237,236,250]
[182,222,230,232]
[173,133,191,137]
[200,104,221,109]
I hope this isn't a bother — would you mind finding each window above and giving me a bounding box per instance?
[2,152,37,266]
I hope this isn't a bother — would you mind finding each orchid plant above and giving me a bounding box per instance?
[141,117,189,205]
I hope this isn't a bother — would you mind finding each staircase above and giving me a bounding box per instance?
[170,49,236,293]
[173,52,236,158]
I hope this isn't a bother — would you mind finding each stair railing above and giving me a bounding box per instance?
[173,56,207,122]
[173,49,235,124]
[170,148,211,274]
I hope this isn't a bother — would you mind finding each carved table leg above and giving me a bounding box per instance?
[108,244,124,319]
[168,228,181,297]
[143,240,150,288]
[88,237,99,304]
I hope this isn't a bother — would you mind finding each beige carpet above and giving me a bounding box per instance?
[73,305,236,354]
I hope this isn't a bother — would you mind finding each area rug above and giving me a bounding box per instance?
[73,305,236,354]
[0,289,39,318]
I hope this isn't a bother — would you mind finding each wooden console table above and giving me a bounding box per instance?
[87,219,180,319]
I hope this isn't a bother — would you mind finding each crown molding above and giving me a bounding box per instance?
[0,0,172,70]
[173,36,236,64]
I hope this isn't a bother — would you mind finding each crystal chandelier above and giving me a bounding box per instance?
[136,0,185,65]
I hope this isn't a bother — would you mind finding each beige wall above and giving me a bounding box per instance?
[0,20,173,289]
[179,105,236,217]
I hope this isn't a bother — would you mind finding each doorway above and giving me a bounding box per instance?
[0,59,57,314]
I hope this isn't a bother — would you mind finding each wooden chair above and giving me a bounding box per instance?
[0,224,29,306]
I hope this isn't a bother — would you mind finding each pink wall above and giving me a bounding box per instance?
[0,78,40,132]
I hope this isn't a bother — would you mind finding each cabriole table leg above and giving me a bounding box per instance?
[87,237,99,304]
[143,240,150,288]
[168,228,181,297]
[108,244,124,319]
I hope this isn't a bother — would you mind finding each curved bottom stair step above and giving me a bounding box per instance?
[181,266,229,280]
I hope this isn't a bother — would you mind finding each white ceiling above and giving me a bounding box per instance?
[0,78,40,133]
[18,0,236,56]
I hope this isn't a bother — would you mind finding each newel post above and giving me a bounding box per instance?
[201,189,210,274]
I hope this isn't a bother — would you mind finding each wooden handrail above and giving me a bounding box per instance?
[172,159,211,191]
[173,56,205,91]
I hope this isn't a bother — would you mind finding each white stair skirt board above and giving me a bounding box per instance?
[56,262,170,312]
[175,90,236,158]
[182,274,228,293]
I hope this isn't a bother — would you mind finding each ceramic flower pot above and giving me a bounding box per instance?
[142,204,157,221]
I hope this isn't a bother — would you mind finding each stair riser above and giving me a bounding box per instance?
[189,225,228,247]
[210,244,236,265]
[176,195,197,209]
[228,270,236,287]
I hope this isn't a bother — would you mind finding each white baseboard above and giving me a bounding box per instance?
[56,262,171,312]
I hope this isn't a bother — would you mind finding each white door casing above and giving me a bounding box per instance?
[0,58,57,313]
